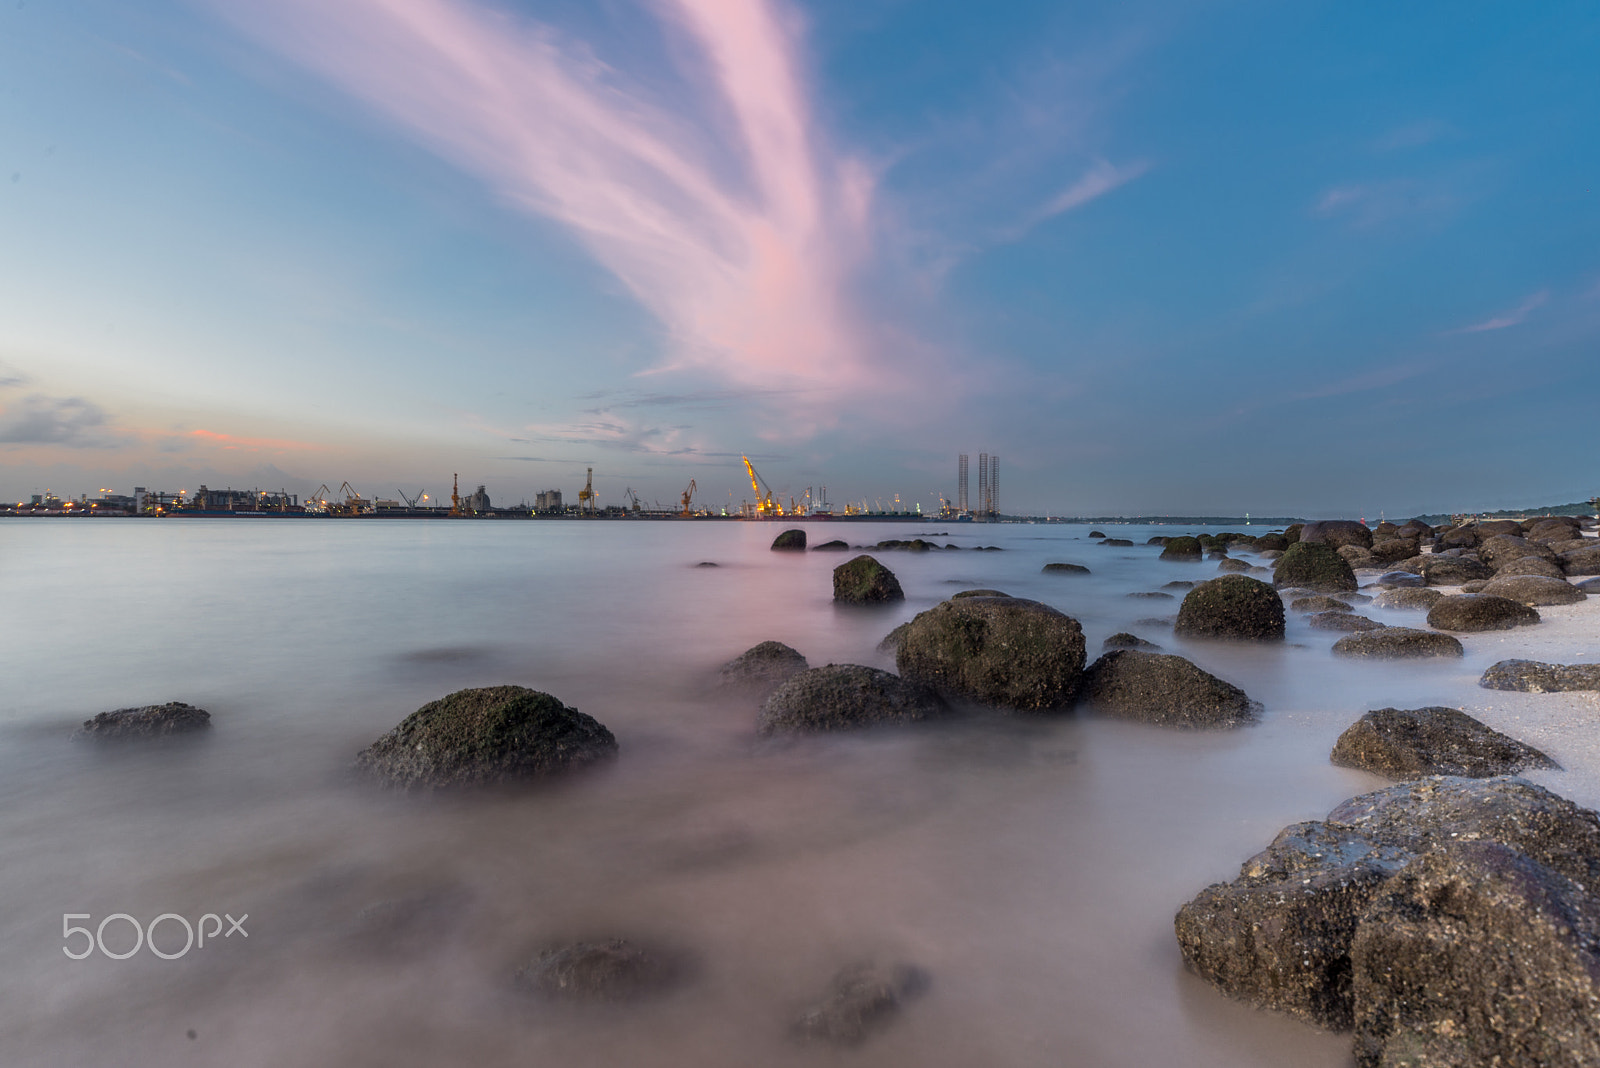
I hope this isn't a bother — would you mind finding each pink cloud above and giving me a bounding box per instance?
[212,0,880,405]
[1449,290,1549,334]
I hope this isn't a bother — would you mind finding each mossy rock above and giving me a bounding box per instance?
[1330,707,1557,779]
[1253,533,1289,552]
[771,528,807,551]
[74,701,211,740]
[1077,650,1259,729]
[1273,541,1357,592]
[812,539,850,551]
[896,597,1085,712]
[1175,575,1285,640]
[1160,536,1204,561]
[833,555,904,604]
[1042,562,1090,574]
[758,665,945,734]
[717,641,809,697]
[355,686,617,790]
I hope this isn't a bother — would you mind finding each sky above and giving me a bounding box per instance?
[1,0,1597,518]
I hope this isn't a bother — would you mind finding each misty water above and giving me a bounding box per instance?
[3,518,1516,1066]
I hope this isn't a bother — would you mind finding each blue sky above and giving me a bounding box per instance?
[2,0,1596,517]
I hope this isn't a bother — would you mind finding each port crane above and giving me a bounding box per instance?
[680,479,697,517]
[624,486,641,512]
[308,484,334,513]
[741,456,784,517]
[578,468,596,515]
[398,488,428,508]
[449,473,461,517]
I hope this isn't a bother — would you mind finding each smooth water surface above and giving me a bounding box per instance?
[3,518,1509,1066]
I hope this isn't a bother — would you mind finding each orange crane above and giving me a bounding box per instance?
[578,468,595,514]
[741,456,784,517]
[449,473,461,517]
[680,478,697,517]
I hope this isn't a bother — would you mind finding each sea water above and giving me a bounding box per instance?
[0,518,1503,1066]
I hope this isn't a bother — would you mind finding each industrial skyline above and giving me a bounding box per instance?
[2,2,1596,517]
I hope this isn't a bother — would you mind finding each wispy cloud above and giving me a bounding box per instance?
[1287,360,1435,402]
[1001,157,1147,240]
[1448,290,1549,334]
[1372,120,1452,153]
[0,394,113,446]
[187,428,322,452]
[1313,179,1460,228]
[214,0,880,411]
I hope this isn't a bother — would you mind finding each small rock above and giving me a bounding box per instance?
[1102,632,1161,651]
[758,665,946,735]
[1077,650,1259,729]
[74,701,211,740]
[1422,556,1495,586]
[515,939,683,1002]
[790,962,928,1046]
[1126,590,1175,600]
[1426,594,1540,633]
[1300,520,1374,549]
[897,597,1086,712]
[1332,628,1464,659]
[1274,542,1358,592]
[1480,574,1587,606]
[717,641,809,697]
[1375,571,1426,588]
[1290,595,1353,614]
[1175,575,1285,640]
[812,539,850,551]
[771,528,807,551]
[1042,562,1090,574]
[1160,536,1203,561]
[833,556,905,605]
[1372,587,1444,610]
[1479,659,1600,693]
[1330,706,1557,778]
[1307,612,1385,632]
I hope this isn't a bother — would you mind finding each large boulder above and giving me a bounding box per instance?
[1426,594,1541,632]
[1371,587,1444,610]
[515,939,684,1002]
[1332,627,1464,659]
[1476,519,1524,538]
[1330,706,1557,779]
[1434,525,1481,550]
[757,665,945,735]
[1300,519,1374,549]
[1252,533,1289,552]
[717,641,809,697]
[1177,777,1600,1040]
[1396,519,1434,540]
[1526,516,1584,542]
[771,528,807,551]
[1273,542,1358,592]
[74,701,211,740]
[1351,842,1600,1068]
[355,686,617,790]
[895,597,1086,712]
[1368,539,1419,564]
[1216,557,1252,573]
[1076,650,1259,728]
[1422,554,1494,585]
[1175,576,1285,640]
[1159,536,1203,561]
[833,555,904,604]
[1480,659,1600,693]
[1335,545,1377,570]
[1478,534,1556,570]
[1480,574,1587,606]
[1559,545,1600,576]
[1495,553,1567,579]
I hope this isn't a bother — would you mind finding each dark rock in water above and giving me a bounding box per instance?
[1495,554,1566,579]
[1308,612,1385,632]
[896,597,1086,712]
[1163,580,1197,590]
[1176,575,1285,640]
[1253,533,1289,552]
[717,641,809,696]
[74,701,210,740]
[1300,520,1374,550]
[1479,534,1557,570]
[1459,579,1490,593]
[355,686,617,790]
[1256,548,1284,562]
[1434,525,1482,550]
[952,588,1010,599]
[1372,587,1444,610]
[1126,590,1175,600]
[790,962,928,1047]
[1284,523,1304,543]
[1375,570,1425,588]
[1335,545,1377,570]
[1135,616,1176,628]
[1088,530,1107,538]
[1578,577,1600,593]
[1290,594,1353,614]
[1333,591,1374,604]
[1147,535,1171,546]
[758,665,946,735]
[1041,562,1089,574]
[1526,516,1583,541]
[1274,542,1358,592]
[1206,549,1230,560]
[833,555,904,604]
[771,528,807,551]
[1332,628,1464,659]
[1077,650,1259,729]
[1396,519,1434,540]
[876,623,911,654]
[1160,536,1203,561]
[1368,539,1419,564]
[873,538,938,552]
[1216,557,1251,573]
[1481,574,1586,606]
[1100,538,1133,547]
[1103,632,1161,651]
[1480,659,1600,693]
[695,561,720,567]
[515,939,683,1002]
[1352,842,1600,1068]
[1474,519,1524,538]
[812,539,850,551]
[1422,555,1494,586]
[1175,776,1600,1038]
[1560,544,1600,576]
[1331,706,1557,779]
[1426,594,1540,632]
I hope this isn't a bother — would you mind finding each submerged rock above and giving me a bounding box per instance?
[1332,627,1464,659]
[1426,594,1541,632]
[790,962,929,1047]
[1300,520,1374,550]
[716,641,809,697]
[1330,706,1557,779]
[758,665,946,735]
[1274,542,1358,592]
[833,555,905,605]
[1375,570,1425,588]
[1289,594,1353,614]
[951,588,1010,599]
[1371,587,1444,610]
[1077,650,1259,729]
[1308,612,1385,632]
[896,597,1086,712]
[1480,659,1600,693]
[515,939,684,1002]
[812,539,850,551]
[771,528,807,551]
[1159,536,1203,561]
[1216,557,1252,573]
[355,686,617,790]
[1100,538,1133,547]
[1175,575,1285,640]
[1041,562,1090,574]
[1422,555,1495,586]
[1102,632,1161,651]
[74,701,211,740]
